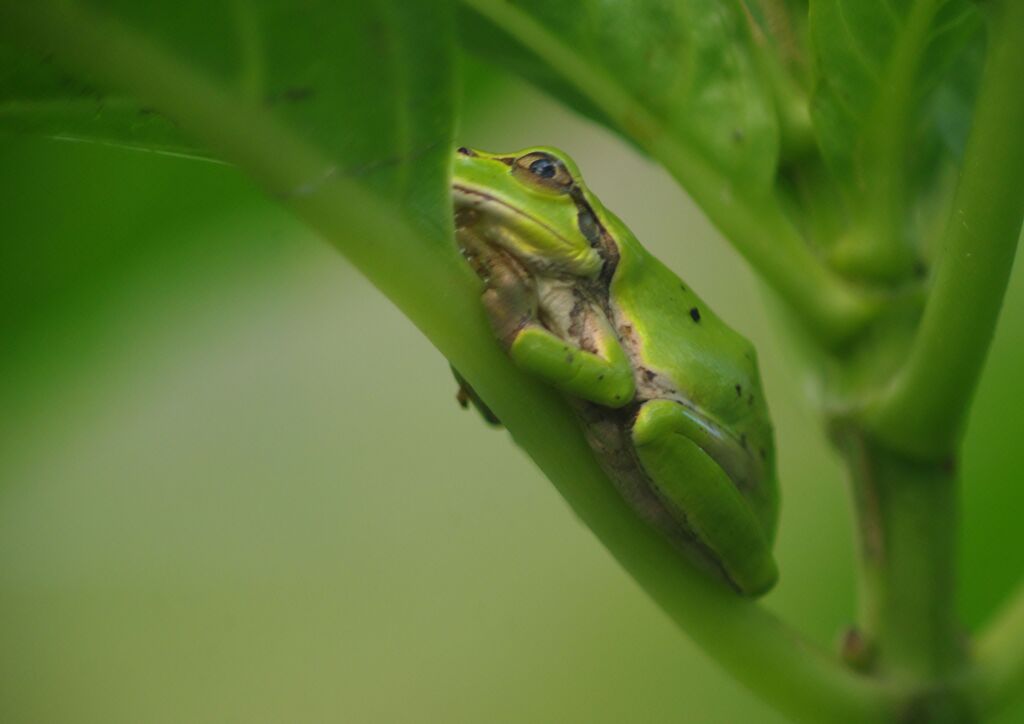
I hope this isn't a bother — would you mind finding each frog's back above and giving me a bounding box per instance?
[604,216,778,535]
[606,222,759,414]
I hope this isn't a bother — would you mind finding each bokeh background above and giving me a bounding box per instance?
[2,68,1023,723]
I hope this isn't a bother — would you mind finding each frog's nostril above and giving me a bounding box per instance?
[457,146,476,156]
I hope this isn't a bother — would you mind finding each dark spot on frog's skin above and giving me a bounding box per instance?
[689,307,701,323]
[759,447,767,461]
[597,374,605,381]
[566,353,575,364]
[735,384,742,397]
[748,393,755,406]
[643,369,656,382]
[913,260,928,279]
[731,129,745,144]
[679,283,687,293]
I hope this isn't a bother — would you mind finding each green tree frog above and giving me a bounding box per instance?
[453,147,779,596]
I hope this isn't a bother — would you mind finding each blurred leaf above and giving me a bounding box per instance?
[0,0,456,238]
[0,44,206,159]
[743,0,809,62]
[808,0,982,198]
[0,138,261,341]
[459,0,780,190]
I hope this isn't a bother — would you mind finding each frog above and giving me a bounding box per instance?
[452,146,779,596]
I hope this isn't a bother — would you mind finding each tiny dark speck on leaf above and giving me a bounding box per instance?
[689,307,701,323]
[597,374,605,381]
[759,447,767,460]
[735,384,742,397]
[268,86,316,105]
[282,85,314,102]
[748,393,754,406]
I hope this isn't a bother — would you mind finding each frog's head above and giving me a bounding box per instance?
[453,146,610,279]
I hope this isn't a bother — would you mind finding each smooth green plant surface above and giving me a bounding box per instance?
[1,1,1023,722]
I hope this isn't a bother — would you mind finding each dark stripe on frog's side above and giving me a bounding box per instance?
[565,193,768,531]
[563,179,765,538]
[569,186,620,287]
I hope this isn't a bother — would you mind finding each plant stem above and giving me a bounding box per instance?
[460,0,878,349]
[0,1,897,720]
[967,583,1024,717]
[854,0,943,281]
[841,433,962,678]
[838,430,972,721]
[867,0,1024,459]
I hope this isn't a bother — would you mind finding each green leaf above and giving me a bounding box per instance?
[459,0,780,190]
[0,43,207,159]
[0,0,456,239]
[809,0,982,200]
[743,0,810,65]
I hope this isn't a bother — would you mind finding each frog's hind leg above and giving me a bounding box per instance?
[631,399,778,596]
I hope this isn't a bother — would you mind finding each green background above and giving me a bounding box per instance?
[1,77,1022,723]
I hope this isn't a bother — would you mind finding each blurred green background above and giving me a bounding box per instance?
[2,75,1023,723]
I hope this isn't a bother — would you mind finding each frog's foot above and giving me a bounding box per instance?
[631,399,778,596]
[451,365,502,427]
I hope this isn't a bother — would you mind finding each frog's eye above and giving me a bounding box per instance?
[513,152,574,192]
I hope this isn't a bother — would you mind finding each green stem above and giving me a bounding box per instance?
[0,1,896,721]
[459,0,877,348]
[838,432,970,720]
[745,4,814,162]
[968,583,1024,717]
[867,1,1024,459]
[846,0,942,282]
[841,434,962,679]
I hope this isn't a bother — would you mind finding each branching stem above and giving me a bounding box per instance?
[867,1,1024,459]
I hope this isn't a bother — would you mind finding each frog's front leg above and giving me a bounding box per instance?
[457,222,635,408]
[631,399,778,596]
[480,257,635,408]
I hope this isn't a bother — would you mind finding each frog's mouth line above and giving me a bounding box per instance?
[452,183,575,252]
